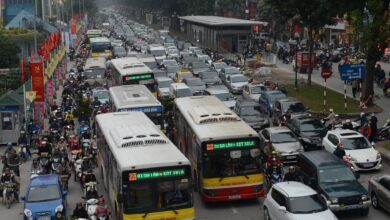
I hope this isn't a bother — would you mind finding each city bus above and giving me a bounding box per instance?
[90,37,112,58]
[109,85,164,129]
[84,57,107,86]
[86,29,103,39]
[110,57,156,95]
[173,96,264,202]
[96,112,194,220]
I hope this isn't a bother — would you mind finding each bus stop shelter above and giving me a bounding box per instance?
[179,16,267,53]
[0,90,24,144]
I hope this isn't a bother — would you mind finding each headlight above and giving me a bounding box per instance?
[361,194,369,201]
[24,209,32,217]
[376,153,381,160]
[330,198,338,204]
[55,204,64,213]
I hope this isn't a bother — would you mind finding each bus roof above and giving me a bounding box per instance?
[85,57,106,70]
[96,112,190,170]
[109,85,162,111]
[90,37,110,43]
[175,96,258,142]
[111,57,153,76]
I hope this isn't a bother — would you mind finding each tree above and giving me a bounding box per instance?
[264,0,343,85]
[0,34,20,68]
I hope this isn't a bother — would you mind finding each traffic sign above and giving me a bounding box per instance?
[321,67,332,79]
[339,64,366,81]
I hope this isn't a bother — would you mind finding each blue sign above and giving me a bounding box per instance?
[0,106,19,112]
[119,106,163,113]
[339,64,366,81]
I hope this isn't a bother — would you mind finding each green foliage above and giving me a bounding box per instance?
[0,34,20,68]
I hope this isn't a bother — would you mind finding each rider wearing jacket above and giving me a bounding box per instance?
[0,168,19,201]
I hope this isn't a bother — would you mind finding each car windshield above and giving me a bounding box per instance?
[27,184,61,202]
[186,79,204,86]
[215,92,235,101]
[214,63,228,69]
[319,167,356,183]
[202,72,218,79]
[282,102,306,113]
[123,179,192,214]
[300,120,324,132]
[168,49,178,54]
[84,69,105,79]
[176,89,192,97]
[271,132,298,144]
[225,68,240,74]
[203,149,262,178]
[163,60,177,66]
[231,75,247,83]
[158,80,173,88]
[268,93,286,102]
[192,62,208,69]
[95,91,109,100]
[151,49,165,56]
[341,137,371,150]
[287,194,328,214]
[240,106,261,116]
[250,86,264,94]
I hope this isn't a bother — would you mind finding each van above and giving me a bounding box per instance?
[297,151,370,216]
[169,83,192,98]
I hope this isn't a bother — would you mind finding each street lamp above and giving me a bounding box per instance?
[289,39,298,89]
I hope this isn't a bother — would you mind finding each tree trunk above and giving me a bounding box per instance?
[307,26,313,85]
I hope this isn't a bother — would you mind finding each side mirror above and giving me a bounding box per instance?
[278,206,287,212]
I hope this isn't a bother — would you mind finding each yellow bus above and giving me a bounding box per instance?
[90,37,112,58]
[173,96,264,202]
[96,112,195,220]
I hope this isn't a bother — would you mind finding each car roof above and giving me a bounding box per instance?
[264,126,292,133]
[236,99,260,107]
[230,73,245,78]
[30,174,59,186]
[248,83,265,87]
[264,90,284,95]
[300,151,344,169]
[275,97,300,103]
[274,181,317,197]
[328,129,362,138]
[171,83,190,89]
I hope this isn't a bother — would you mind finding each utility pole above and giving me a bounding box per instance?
[34,0,39,57]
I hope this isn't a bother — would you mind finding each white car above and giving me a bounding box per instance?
[264,182,338,220]
[225,74,248,94]
[322,129,382,171]
[204,86,236,110]
[156,77,174,98]
[242,83,266,101]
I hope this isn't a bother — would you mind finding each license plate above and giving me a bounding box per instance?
[344,204,360,210]
[38,217,51,220]
[229,195,241,200]
[362,163,374,168]
[286,156,296,159]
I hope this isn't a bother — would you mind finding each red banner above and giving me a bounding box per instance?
[29,61,45,102]
[21,56,26,83]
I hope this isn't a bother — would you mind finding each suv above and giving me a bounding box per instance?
[234,99,269,131]
[322,129,382,171]
[287,116,327,151]
[264,182,337,220]
[296,151,370,216]
[272,98,308,125]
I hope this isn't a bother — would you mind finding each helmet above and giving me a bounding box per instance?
[360,112,364,116]
[345,119,351,123]
[271,151,277,156]
[98,197,105,204]
[288,166,295,171]
[7,142,12,147]
[329,109,333,113]
[60,136,65,140]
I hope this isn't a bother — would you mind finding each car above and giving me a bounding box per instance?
[242,83,267,101]
[92,87,109,105]
[182,77,206,95]
[167,48,180,58]
[211,62,228,74]
[161,59,178,67]
[258,90,287,115]
[113,46,127,58]
[196,54,212,65]
[156,77,174,98]
[225,74,248,94]
[287,116,327,151]
[22,174,68,220]
[169,83,192,98]
[188,61,209,77]
[199,70,222,86]
[234,99,269,131]
[296,151,370,216]
[126,51,138,57]
[272,98,308,125]
[264,181,338,220]
[166,64,181,78]
[259,127,303,164]
[174,69,193,83]
[220,66,241,82]
[368,175,390,212]
[322,129,382,171]
[204,86,236,109]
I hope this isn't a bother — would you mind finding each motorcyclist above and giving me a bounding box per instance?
[38,142,52,157]
[342,119,354,130]
[82,128,92,140]
[31,158,41,174]
[94,197,111,219]
[41,130,52,143]
[0,168,19,201]
[279,109,292,125]
[57,137,68,151]
[4,142,17,160]
[27,120,40,135]
[284,166,299,182]
[91,96,102,109]
[265,151,282,177]
[333,143,346,159]
[324,109,338,129]
[359,112,368,127]
[72,202,89,219]
[64,111,75,126]
[83,168,97,186]
[78,111,89,125]
[81,157,94,173]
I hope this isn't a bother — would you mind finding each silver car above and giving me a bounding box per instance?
[369,175,390,212]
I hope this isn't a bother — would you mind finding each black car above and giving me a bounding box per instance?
[297,151,370,216]
[287,116,326,151]
[234,99,269,131]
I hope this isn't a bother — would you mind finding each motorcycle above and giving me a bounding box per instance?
[266,171,283,188]
[84,198,99,218]
[50,128,60,144]
[377,120,390,141]
[18,144,29,162]
[39,152,51,174]
[74,157,83,182]
[2,182,16,209]
[51,156,61,173]
[30,130,40,151]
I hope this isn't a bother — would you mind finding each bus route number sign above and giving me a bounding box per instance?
[206,140,256,151]
[129,168,185,181]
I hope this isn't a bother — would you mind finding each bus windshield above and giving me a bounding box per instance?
[203,148,262,178]
[123,179,192,214]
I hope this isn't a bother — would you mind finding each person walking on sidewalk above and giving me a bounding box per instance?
[352,80,358,98]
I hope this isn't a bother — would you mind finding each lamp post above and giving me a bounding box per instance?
[289,39,298,89]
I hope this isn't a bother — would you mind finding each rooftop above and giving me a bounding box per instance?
[179,16,268,27]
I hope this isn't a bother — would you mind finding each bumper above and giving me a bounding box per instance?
[201,184,264,202]
[329,200,371,212]
[352,160,382,171]
[231,88,243,94]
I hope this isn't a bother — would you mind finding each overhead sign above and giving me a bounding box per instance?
[339,64,366,81]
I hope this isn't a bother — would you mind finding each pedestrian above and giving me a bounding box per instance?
[370,113,378,142]
[359,112,367,126]
[361,120,372,141]
[352,80,358,98]
[236,54,242,65]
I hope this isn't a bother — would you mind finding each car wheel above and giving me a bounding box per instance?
[264,207,271,220]
[371,193,380,209]
[360,208,369,216]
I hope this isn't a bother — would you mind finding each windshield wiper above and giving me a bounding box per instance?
[166,206,179,215]
[142,209,152,218]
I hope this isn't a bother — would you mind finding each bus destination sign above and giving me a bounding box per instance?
[124,74,153,81]
[206,140,256,151]
[129,168,186,181]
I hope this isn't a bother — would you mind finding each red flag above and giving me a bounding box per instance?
[21,56,26,83]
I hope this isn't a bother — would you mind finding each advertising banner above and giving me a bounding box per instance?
[29,60,45,102]
[33,102,45,129]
